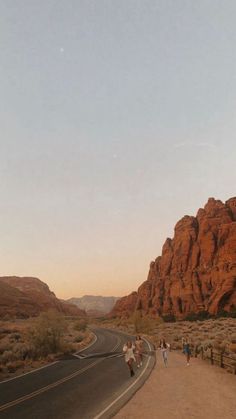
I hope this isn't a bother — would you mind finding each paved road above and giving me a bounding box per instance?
[0,328,155,419]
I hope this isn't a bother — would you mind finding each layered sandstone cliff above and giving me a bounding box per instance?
[111,198,236,319]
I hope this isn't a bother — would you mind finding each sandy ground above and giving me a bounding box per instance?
[115,351,236,419]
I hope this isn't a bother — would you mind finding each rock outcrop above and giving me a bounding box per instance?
[111,198,236,319]
[0,276,85,318]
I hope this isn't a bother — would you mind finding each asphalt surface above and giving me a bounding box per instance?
[0,328,155,419]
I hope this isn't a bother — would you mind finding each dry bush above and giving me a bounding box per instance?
[9,333,21,342]
[1,350,15,365]
[74,334,84,343]
[28,310,67,358]
[131,311,157,334]
[12,342,32,360]
[145,317,236,358]
[74,318,88,332]
[7,360,24,373]
[0,340,12,353]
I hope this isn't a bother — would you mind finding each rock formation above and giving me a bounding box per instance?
[0,276,85,318]
[110,198,236,319]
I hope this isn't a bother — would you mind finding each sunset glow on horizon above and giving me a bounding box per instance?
[1,1,236,299]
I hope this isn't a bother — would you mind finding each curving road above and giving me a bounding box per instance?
[0,328,155,419]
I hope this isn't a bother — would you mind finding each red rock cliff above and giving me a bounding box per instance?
[0,276,86,318]
[111,198,236,318]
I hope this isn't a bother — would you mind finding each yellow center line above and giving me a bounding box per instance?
[0,334,122,412]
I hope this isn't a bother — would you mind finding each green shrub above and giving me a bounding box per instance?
[130,311,155,334]
[28,310,67,358]
[74,318,88,332]
[184,311,210,322]
[216,310,236,319]
[162,314,176,323]
[74,334,84,343]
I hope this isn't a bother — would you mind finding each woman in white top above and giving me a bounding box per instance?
[123,341,136,377]
[159,338,170,367]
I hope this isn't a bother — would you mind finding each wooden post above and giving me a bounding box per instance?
[210,348,213,365]
[220,352,224,368]
[201,347,204,360]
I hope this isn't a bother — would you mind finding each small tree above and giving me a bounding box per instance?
[131,311,153,334]
[29,310,67,357]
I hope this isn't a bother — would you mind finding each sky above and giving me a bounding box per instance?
[0,0,236,299]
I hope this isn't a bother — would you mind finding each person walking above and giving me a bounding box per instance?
[159,338,170,367]
[123,341,136,377]
[135,335,143,368]
[183,339,191,366]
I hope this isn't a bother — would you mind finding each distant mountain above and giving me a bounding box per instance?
[67,295,120,315]
[0,276,85,318]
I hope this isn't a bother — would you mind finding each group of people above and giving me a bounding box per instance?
[123,335,192,376]
[158,337,192,366]
[159,337,192,366]
[123,336,143,377]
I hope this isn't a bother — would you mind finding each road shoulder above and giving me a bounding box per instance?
[114,350,236,419]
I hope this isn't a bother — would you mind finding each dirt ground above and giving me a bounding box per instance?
[115,350,236,419]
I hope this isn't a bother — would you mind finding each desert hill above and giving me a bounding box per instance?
[111,197,236,319]
[0,276,85,318]
[68,295,120,315]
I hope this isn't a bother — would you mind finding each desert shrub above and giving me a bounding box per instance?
[217,340,228,353]
[74,334,84,343]
[131,311,155,334]
[0,340,12,353]
[201,339,213,350]
[2,314,12,321]
[184,311,210,322]
[7,360,24,373]
[1,350,15,364]
[28,310,67,358]
[13,342,32,360]
[193,341,202,355]
[216,309,236,319]
[74,318,88,332]
[162,314,176,323]
[213,339,222,351]
[9,333,21,342]
[58,342,74,355]
[0,327,12,335]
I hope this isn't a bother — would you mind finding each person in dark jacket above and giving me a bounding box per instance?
[183,338,191,366]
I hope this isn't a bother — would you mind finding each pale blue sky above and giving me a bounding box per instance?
[0,1,236,298]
